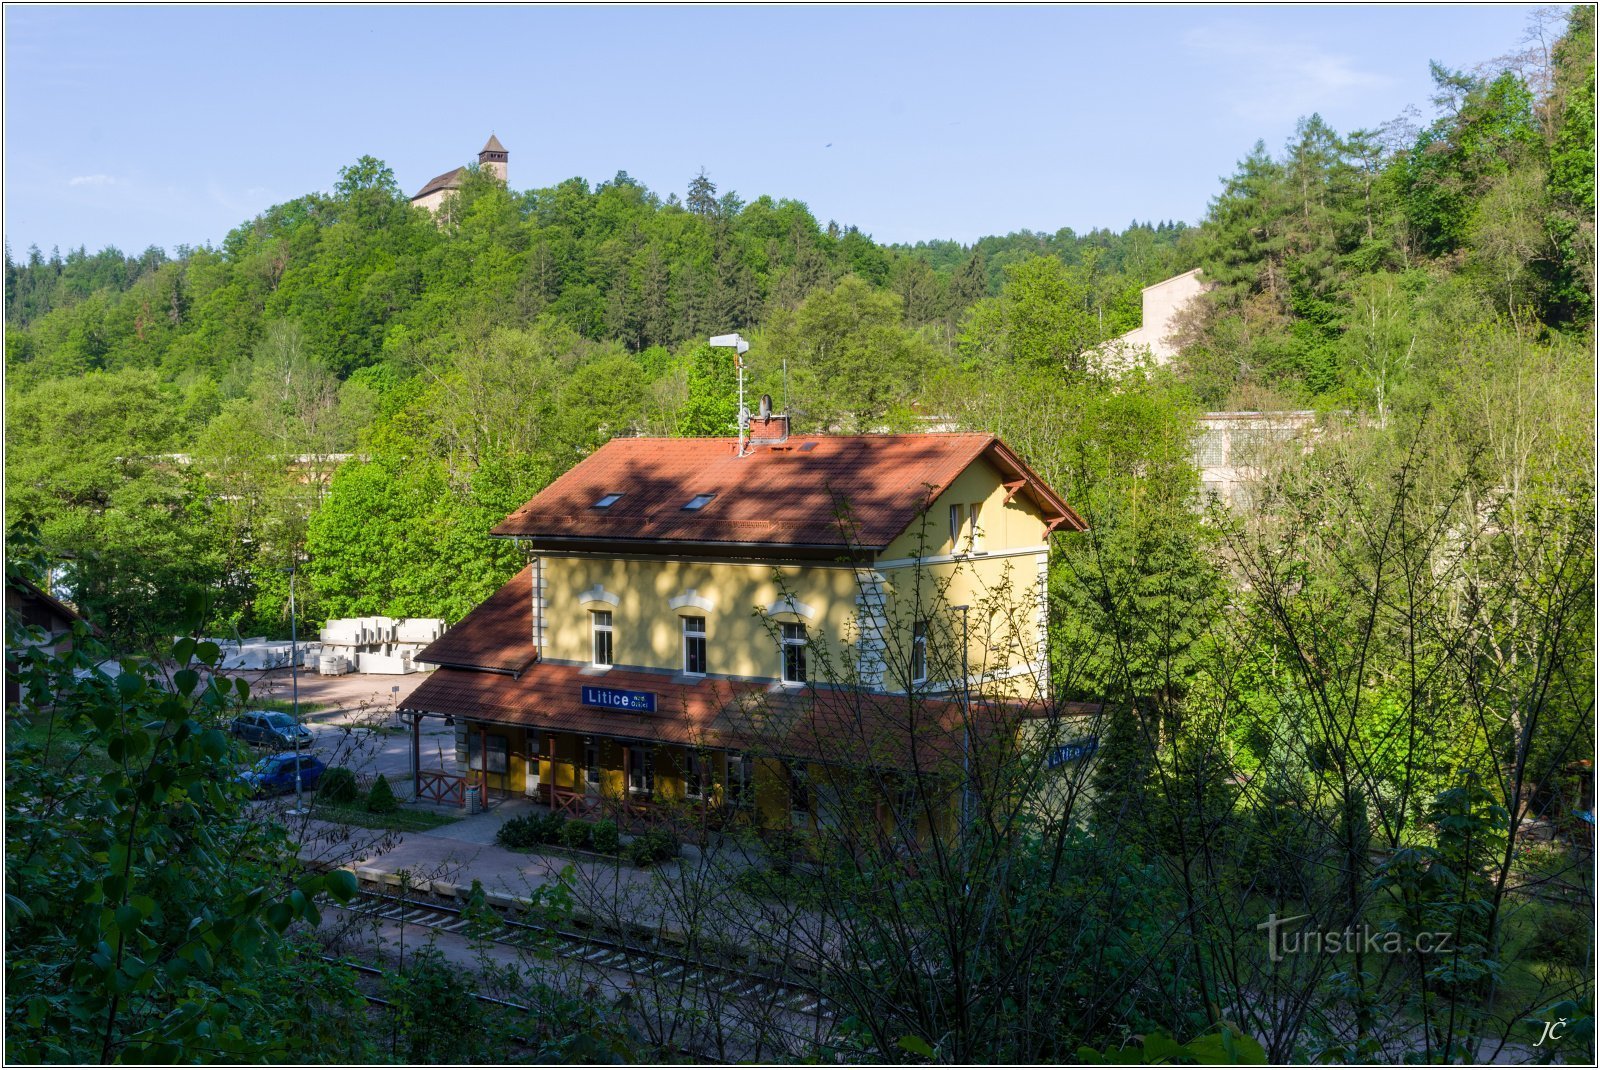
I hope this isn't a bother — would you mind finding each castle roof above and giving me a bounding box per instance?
[481,133,506,154]
[411,165,466,201]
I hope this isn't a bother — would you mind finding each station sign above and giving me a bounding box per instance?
[580,685,658,714]
[1045,737,1099,769]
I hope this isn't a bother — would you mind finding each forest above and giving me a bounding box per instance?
[3,5,1595,1063]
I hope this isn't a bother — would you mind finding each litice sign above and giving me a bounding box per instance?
[1046,737,1099,769]
[581,685,658,714]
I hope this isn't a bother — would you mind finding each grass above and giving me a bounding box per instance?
[310,802,461,833]
[248,697,327,716]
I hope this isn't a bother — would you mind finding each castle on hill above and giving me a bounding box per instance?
[410,135,508,213]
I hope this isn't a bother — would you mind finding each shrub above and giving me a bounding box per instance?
[627,828,681,867]
[495,815,539,849]
[366,773,397,814]
[535,812,566,844]
[317,766,359,805]
[559,819,593,850]
[589,819,621,854]
[1526,905,1588,966]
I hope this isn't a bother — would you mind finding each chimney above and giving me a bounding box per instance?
[748,396,790,446]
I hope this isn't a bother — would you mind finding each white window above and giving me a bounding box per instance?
[627,745,654,796]
[968,501,983,551]
[594,492,623,508]
[684,750,708,799]
[783,760,811,817]
[583,736,600,792]
[726,752,753,809]
[683,493,716,510]
[781,622,808,684]
[682,616,707,675]
[949,504,965,550]
[912,620,928,684]
[591,610,613,667]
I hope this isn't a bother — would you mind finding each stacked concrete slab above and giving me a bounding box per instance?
[316,617,446,675]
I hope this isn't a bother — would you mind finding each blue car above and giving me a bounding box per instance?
[230,710,314,750]
[239,753,326,797]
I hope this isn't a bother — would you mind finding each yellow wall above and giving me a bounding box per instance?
[540,555,863,677]
[878,457,1050,562]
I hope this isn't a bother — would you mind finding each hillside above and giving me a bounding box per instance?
[4,6,1592,647]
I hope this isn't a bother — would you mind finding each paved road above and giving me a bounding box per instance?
[237,668,458,794]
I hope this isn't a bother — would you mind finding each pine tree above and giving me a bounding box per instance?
[687,169,718,217]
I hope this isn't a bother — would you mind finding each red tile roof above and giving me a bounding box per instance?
[414,567,538,674]
[401,660,1101,773]
[491,433,1082,552]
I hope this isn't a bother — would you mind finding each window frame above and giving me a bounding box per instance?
[968,500,983,552]
[949,503,965,550]
[583,736,600,791]
[683,750,709,800]
[682,615,707,676]
[912,619,928,684]
[780,621,808,685]
[590,609,614,668]
[627,745,654,797]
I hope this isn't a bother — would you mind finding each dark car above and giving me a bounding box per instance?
[230,710,313,750]
[238,753,326,796]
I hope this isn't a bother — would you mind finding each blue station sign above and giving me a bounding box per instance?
[580,685,658,714]
[1045,737,1099,769]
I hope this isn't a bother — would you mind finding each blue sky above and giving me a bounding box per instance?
[4,4,1539,255]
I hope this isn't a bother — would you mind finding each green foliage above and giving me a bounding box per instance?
[626,827,681,867]
[4,564,363,1062]
[589,818,621,854]
[558,816,594,850]
[1077,1025,1268,1064]
[365,772,397,814]
[316,765,359,804]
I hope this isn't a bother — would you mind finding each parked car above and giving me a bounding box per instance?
[229,710,313,750]
[238,753,326,797]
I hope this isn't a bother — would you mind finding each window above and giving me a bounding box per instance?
[781,622,808,684]
[949,504,965,549]
[683,493,716,510]
[627,745,654,796]
[912,620,928,684]
[726,752,754,809]
[968,501,983,551]
[682,616,707,675]
[583,736,599,789]
[468,733,509,774]
[783,760,811,816]
[684,750,708,800]
[593,492,623,508]
[591,610,613,667]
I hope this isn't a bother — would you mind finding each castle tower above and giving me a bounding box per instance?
[479,134,508,184]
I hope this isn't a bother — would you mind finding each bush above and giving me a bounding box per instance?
[559,819,593,850]
[535,812,566,844]
[317,766,359,805]
[589,819,621,854]
[1526,905,1588,966]
[366,773,397,814]
[626,828,681,867]
[495,814,540,849]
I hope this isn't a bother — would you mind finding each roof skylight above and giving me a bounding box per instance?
[683,493,716,511]
[594,493,624,508]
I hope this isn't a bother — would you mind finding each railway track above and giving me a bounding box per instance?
[325,885,836,1021]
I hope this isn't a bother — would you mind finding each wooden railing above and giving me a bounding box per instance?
[416,768,465,807]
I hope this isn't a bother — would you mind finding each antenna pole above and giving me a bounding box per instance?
[737,357,748,457]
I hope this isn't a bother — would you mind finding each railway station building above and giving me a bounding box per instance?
[401,423,1096,840]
